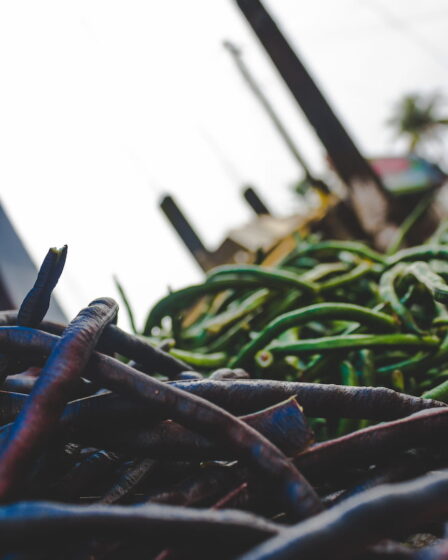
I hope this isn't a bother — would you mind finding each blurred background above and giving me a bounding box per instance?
[1,0,448,330]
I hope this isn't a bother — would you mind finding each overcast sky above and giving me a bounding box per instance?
[1,0,448,331]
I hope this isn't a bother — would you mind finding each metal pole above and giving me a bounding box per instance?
[224,40,314,180]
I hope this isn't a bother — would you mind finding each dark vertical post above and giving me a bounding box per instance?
[160,195,210,271]
[234,0,395,246]
[243,186,272,216]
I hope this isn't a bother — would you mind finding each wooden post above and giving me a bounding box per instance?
[160,195,211,271]
[243,186,272,216]
[235,0,396,247]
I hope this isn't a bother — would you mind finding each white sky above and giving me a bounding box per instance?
[1,0,448,331]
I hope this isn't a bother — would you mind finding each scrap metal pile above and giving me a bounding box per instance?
[3,233,448,559]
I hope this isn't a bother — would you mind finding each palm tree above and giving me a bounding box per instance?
[388,92,448,153]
